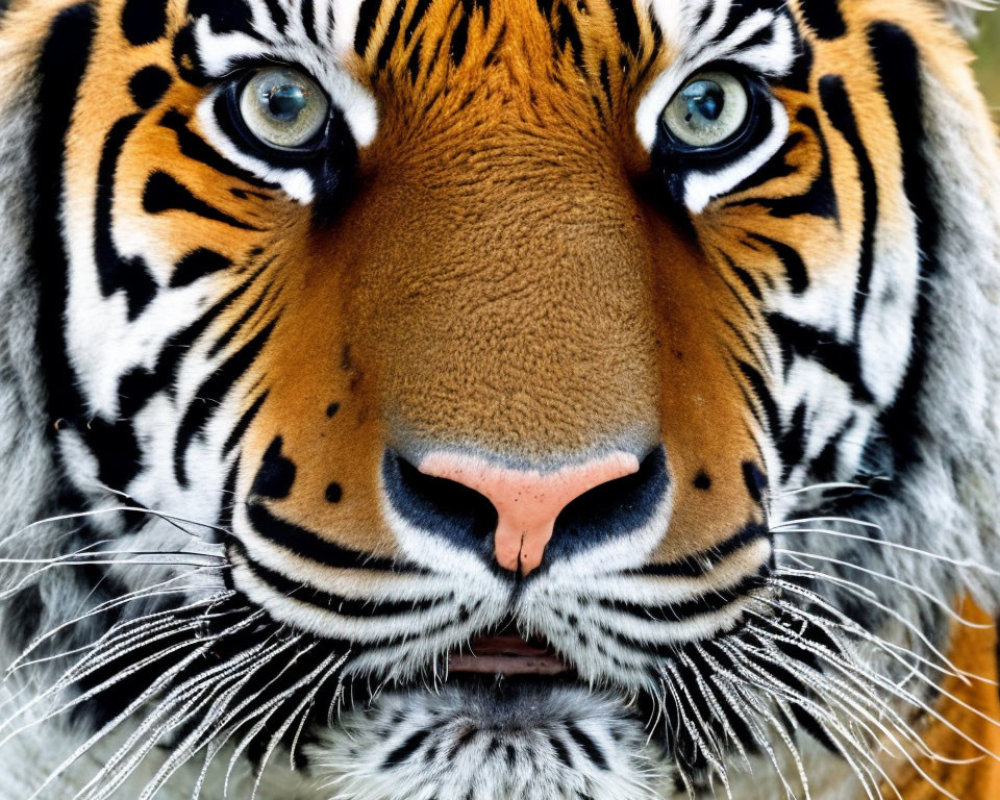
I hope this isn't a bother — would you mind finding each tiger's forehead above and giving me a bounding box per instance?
[185,0,799,143]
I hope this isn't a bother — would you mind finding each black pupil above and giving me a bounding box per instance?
[267,85,308,122]
[682,80,725,123]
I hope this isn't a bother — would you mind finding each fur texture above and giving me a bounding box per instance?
[0,1,998,799]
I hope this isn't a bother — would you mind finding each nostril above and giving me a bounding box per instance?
[383,452,498,556]
[383,446,669,574]
[549,446,669,558]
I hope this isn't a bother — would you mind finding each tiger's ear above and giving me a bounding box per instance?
[932,0,995,38]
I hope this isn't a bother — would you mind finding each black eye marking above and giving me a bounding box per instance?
[742,462,767,503]
[143,171,260,230]
[170,248,231,288]
[129,66,173,110]
[172,24,208,86]
[693,471,712,491]
[252,436,296,499]
[121,0,168,46]
[95,115,159,321]
[326,402,341,418]
[800,0,847,41]
[325,482,343,503]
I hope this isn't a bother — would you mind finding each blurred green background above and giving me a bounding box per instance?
[974,12,1000,117]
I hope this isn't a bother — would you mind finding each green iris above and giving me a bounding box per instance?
[240,67,330,150]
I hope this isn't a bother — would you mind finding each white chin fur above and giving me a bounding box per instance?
[307,684,672,800]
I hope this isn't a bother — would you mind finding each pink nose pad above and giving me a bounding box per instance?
[418,451,640,575]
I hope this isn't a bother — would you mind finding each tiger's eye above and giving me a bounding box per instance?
[662,70,750,149]
[267,85,308,122]
[239,67,329,150]
[681,80,725,123]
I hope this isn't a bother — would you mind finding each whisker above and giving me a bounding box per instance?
[762,599,1000,766]
[774,526,1000,575]
[777,482,878,498]
[772,570,992,688]
[0,506,226,551]
[773,516,883,531]
[249,650,349,800]
[772,576,975,688]
[774,548,991,629]
[5,583,233,676]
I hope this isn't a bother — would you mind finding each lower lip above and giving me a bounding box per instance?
[447,635,570,676]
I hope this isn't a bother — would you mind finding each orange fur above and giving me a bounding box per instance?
[879,600,1000,799]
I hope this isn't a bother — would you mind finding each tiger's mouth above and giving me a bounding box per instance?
[447,629,571,677]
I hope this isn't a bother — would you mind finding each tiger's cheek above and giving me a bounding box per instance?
[646,221,774,565]
[234,236,398,558]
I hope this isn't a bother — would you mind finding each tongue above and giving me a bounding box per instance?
[448,635,569,676]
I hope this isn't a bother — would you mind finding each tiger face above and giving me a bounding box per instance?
[1,0,999,798]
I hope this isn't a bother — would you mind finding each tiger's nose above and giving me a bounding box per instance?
[416,451,641,575]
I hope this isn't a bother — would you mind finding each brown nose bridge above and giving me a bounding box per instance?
[418,451,640,574]
[348,147,663,455]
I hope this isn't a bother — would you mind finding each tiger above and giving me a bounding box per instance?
[0,0,998,797]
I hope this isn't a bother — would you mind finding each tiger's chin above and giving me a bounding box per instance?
[307,681,672,800]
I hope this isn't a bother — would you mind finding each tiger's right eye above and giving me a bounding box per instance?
[238,67,330,151]
[661,70,751,151]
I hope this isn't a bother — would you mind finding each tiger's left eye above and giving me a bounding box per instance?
[239,67,330,150]
[661,71,750,149]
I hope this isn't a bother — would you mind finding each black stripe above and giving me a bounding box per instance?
[599,571,768,624]
[174,320,275,486]
[262,0,288,32]
[207,284,272,357]
[549,734,572,766]
[555,4,584,73]
[809,414,854,481]
[250,436,296,499]
[355,0,385,55]
[404,0,434,45]
[143,171,260,230]
[722,253,762,300]
[609,0,640,54]
[244,502,412,572]
[736,358,780,437]
[800,0,847,41]
[564,723,608,770]
[747,234,808,294]
[630,524,768,578]
[159,108,272,187]
[450,12,470,66]
[377,0,406,72]
[599,59,613,110]
[383,729,432,768]
[95,115,159,319]
[868,22,938,470]
[121,0,168,46]
[407,37,423,83]
[239,544,435,616]
[742,460,766,502]
[117,260,269,418]
[819,75,878,338]
[301,0,319,43]
[778,402,807,479]
[775,106,839,221]
[767,313,875,403]
[727,108,839,221]
[188,0,260,37]
[222,391,269,456]
[728,133,799,197]
[34,4,98,429]
[170,247,231,288]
